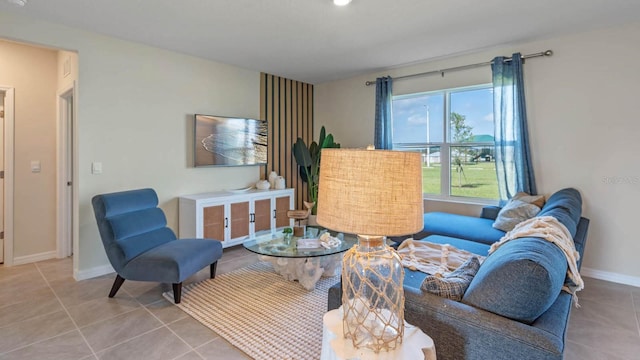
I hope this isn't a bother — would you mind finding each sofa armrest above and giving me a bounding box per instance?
[574,217,589,269]
[480,206,502,220]
[403,287,566,360]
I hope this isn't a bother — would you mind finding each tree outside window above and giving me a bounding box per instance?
[392,85,498,200]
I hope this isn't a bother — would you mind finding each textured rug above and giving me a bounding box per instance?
[163,262,338,360]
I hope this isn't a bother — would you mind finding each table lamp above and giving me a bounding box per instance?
[316,147,424,353]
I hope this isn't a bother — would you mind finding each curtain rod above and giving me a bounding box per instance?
[364,50,553,86]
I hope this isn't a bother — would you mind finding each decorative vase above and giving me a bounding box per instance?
[256,180,270,190]
[275,176,286,189]
[268,171,279,189]
[284,233,293,246]
[341,235,405,353]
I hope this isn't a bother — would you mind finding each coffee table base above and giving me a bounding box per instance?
[260,254,343,290]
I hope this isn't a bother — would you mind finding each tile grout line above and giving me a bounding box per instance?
[0,328,79,356]
[74,275,176,356]
[90,322,168,357]
[140,296,213,359]
[35,261,100,359]
[191,338,221,360]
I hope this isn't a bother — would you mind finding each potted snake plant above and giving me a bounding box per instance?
[292,126,340,216]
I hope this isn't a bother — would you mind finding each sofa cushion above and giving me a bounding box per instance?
[421,256,481,301]
[461,237,568,324]
[538,188,582,237]
[422,212,505,245]
[493,199,541,232]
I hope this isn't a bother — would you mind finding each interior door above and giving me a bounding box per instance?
[0,92,4,263]
[64,92,73,255]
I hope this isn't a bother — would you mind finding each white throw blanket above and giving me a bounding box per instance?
[397,239,484,277]
[490,216,584,305]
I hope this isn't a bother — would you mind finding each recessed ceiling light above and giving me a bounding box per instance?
[7,0,27,6]
[334,0,352,6]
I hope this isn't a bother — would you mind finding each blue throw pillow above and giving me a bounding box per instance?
[421,257,481,301]
[461,238,567,324]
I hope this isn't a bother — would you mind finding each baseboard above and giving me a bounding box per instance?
[581,267,640,288]
[74,263,114,281]
[13,251,57,265]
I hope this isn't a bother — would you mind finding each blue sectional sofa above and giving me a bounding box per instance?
[327,188,589,360]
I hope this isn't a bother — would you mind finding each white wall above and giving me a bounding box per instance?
[0,13,262,278]
[316,22,640,283]
[0,40,58,261]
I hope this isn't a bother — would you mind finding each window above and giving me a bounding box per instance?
[392,85,498,201]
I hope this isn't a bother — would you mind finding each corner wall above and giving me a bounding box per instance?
[315,22,640,283]
[0,13,262,278]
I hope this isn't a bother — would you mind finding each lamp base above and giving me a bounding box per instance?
[341,235,405,353]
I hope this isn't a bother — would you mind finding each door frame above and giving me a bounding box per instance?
[1,86,15,266]
[56,82,76,259]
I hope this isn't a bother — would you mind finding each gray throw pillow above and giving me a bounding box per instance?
[421,256,481,301]
[492,199,541,232]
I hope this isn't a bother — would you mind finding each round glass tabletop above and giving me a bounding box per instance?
[243,226,357,258]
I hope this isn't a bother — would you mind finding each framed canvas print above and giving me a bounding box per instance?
[194,114,268,167]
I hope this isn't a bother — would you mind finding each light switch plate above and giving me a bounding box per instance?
[92,162,102,174]
[31,160,41,173]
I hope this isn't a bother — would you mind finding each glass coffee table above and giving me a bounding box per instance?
[243,226,357,290]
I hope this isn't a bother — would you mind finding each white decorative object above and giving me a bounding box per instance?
[260,254,343,290]
[319,232,342,249]
[321,307,437,360]
[269,171,279,188]
[256,180,271,190]
[275,176,286,189]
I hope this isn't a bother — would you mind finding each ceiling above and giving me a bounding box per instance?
[1,0,638,84]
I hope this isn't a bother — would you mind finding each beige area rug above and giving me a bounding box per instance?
[163,262,338,360]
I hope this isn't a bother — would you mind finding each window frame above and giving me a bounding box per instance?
[392,83,498,205]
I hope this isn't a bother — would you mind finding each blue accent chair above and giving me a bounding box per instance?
[92,188,223,303]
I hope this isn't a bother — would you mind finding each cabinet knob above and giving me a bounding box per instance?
[225,217,228,228]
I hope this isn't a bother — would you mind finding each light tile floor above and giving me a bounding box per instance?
[1,246,639,359]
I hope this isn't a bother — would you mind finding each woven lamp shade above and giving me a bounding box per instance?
[316,148,424,236]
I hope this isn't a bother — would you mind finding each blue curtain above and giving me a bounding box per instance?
[492,53,537,203]
[374,76,393,149]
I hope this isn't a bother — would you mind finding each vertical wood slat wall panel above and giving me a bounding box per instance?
[260,73,313,210]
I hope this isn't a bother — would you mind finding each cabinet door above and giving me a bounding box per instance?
[230,201,250,239]
[203,204,225,241]
[274,195,292,228]
[253,198,272,233]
